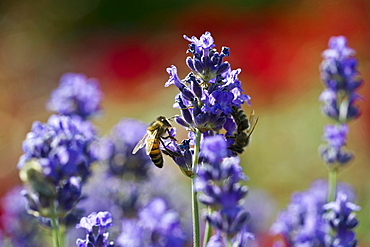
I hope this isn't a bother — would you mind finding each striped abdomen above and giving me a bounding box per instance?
[231,106,249,132]
[149,139,163,168]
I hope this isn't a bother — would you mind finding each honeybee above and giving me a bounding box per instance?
[231,105,250,132]
[132,116,177,168]
[229,107,258,154]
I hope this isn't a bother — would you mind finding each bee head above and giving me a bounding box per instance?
[157,116,171,127]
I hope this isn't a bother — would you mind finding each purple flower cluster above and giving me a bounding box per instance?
[320,124,353,166]
[162,31,254,181]
[319,36,362,122]
[163,136,194,177]
[184,31,229,82]
[17,114,97,217]
[165,31,250,134]
[162,32,256,246]
[270,180,356,246]
[319,36,363,169]
[195,136,254,246]
[0,186,43,247]
[47,73,103,119]
[117,197,187,247]
[323,193,360,247]
[76,211,114,247]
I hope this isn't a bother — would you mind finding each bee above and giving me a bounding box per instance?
[229,107,258,154]
[132,116,177,168]
[231,105,250,132]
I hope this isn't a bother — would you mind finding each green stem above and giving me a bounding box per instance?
[192,129,201,247]
[326,95,348,203]
[59,224,66,247]
[227,238,233,247]
[51,214,60,247]
[328,168,338,202]
[326,94,349,203]
[192,180,201,247]
[202,207,212,247]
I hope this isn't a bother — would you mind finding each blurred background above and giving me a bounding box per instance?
[0,0,369,244]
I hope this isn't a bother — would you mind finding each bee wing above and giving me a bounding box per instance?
[132,132,150,154]
[247,110,259,136]
[145,128,158,155]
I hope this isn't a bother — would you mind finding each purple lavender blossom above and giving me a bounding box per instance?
[206,233,225,247]
[319,124,354,166]
[165,32,251,134]
[270,180,356,246]
[319,36,362,122]
[195,135,252,244]
[183,31,229,82]
[76,211,114,247]
[17,114,97,218]
[0,186,43,247]
[323,193,360,247]
[117,197,187,247]
[195,156,248,210]
[163,138,194,177]
[200,134,227,165]
[47,73,102,119]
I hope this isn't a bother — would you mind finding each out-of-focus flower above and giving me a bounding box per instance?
[78,169,144,221]
[117,197,188,247]
[319,124,354,166]
[0,186,44,247]
[270,180,356,246]
[47,73,102,119]
[95,118,152,179]
[323,193,360,247]
[241,188,277,235]
[76,211,114,247]
[17,114,97,218]
[319,36,362,122]
[78,118,156,220]
[206,233,225,247]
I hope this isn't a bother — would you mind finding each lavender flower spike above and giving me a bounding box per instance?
[47,73,103,119]
[195,135,252,244]
[76,211,115,247]
[319,124,353,167]
[319,36,362,122]
[184,31,229,82]
[117,197,187,247]
[0,186,42,247]
[270,180,356,246]
[18,114,97,217]
[165,32,251,139]
[323,193,360,247]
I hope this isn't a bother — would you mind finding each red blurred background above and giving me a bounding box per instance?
[0,0,369,244]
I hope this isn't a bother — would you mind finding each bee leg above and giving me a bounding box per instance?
[160,138,183,157]
[162,148,183,158]
[162,129,178,141]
